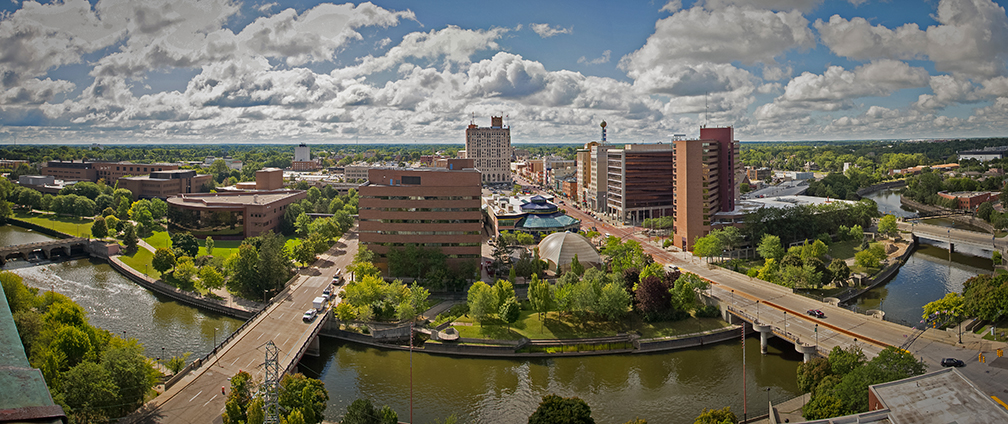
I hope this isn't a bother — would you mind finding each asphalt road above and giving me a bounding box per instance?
[132,231,359,424]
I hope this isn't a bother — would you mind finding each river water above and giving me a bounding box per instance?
[1,224,801,422]
[858,189,991,325]
[1,224,242,360]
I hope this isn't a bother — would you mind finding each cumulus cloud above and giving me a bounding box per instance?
[530,23,572,38]
[577,50,610,65]
[816,0,1008,78]
[700,0,823,13]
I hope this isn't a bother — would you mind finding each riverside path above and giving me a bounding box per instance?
[129,231,359,424]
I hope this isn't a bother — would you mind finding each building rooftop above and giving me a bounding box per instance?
[871,368,1008,424]
[167,190,303,208]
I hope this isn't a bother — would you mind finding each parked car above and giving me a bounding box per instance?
[302,309,317,322]
[323,286,332,296]
[806,309,825,318]
[941,358,965,367]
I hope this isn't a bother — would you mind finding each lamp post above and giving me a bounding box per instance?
[815,324,819,351]
[161,347,165,366]
[756,300,760,323]
[766,387,771,410]
[783,311,787,336]
[213,327,218,350]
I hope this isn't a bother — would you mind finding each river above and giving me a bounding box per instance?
[858,189,991,325]
[2,224,801,422]
[1,224,242,360]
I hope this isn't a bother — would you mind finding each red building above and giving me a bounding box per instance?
[937,191,999,210]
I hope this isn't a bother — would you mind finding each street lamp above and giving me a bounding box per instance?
[783,311,787,336]
[766,387,771,409]
[815,324,819,351]
[756,300,760,323]
[213,327,219,350]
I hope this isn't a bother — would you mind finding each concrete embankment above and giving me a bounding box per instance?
[856,180,907,196]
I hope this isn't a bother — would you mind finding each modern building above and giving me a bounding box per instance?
[587,143,610,212]
[576,142,597,207]
[606,143,674,224]
[358,159,482,272]
[118,170,213,200]
[464,115,512,184]
[959,147,1008,162]
[294,143,310,162]
[485,194,580,238]
[537,232,601,272]
[40,161,97,182]
[93,162,179,181]
[673,127,740,251]
[167,190,306,238]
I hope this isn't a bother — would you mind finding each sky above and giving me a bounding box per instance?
[1,0,1007,145]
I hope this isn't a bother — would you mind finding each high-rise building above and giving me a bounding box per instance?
[576,142,597,207]
[358,159,482,273]
[587,144,610,212]
[673,127,740,250]
[465,115,512,184]
[606,143,674,224]
[294,143,310,162]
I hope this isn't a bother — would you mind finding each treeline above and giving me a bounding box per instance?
[903,168,1005,208]
[743,200,878,245]
[799,346,926,419]
[2,271,158,423]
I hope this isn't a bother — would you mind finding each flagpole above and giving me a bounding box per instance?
[410,321,414,423]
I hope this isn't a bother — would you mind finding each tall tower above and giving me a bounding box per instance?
[464,115,512,184]
[601,120,607,144]
[672,126,740,251]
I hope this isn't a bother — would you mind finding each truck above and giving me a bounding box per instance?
[312,296,326,312]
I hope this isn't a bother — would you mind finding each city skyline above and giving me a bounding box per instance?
[1,0,1007,144]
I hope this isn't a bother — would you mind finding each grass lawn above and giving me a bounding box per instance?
[144,230,172,249]
[451,309,730,341]
[979,318,1008,342]
[828,240,861,260]
[144,229,302,259]
[14,211,93,238]
[119,246,160,279]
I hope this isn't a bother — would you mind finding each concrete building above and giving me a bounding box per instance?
[93,162,179,181]
[959,147,1008,162]
[40,161,97,182]
[587,143,610,212]
[295,143,310,162]
[937,191,1000,210]
[673,127,740,251]
[606,143,674,224]
[358,159,482,272]
[344,165,371,182]
[464,115,512,184]
[576,142,598,207]
[255,168,284,190]
[118,170,213,200]
[746,166,771,182]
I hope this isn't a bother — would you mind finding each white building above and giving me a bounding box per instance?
[464,116,512,184]
[294,143,311,162]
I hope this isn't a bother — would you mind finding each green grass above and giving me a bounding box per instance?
[979,318,1008,342]
[144,229,301,259]
[14,211,93,238]
[827,240,861,260]
[119,246,160,279]
[144,231,172,250]
[451,309,730,341]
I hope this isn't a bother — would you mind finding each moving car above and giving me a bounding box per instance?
[806,309,826,318]
[941,358,965,367]
[302,309,317,322]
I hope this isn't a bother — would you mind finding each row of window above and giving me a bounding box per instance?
[367,242,481,247]
[364,195,478,201]
[363,207,481,212]
[361,219,481,224]
[365,230,481,236]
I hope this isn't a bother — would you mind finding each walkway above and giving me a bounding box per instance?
[899,221,1004,251]
[130,230,359,424]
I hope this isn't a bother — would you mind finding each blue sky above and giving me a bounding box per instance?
[0,0,1006,144]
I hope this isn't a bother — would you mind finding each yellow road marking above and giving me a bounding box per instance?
[992,395,1008,411]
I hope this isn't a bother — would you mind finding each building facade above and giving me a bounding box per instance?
[576,142,597,207]
[587,144,610,212]
[294,143,310,162]
[673,127,740,250]
[118,170,213,200]
[465,116,512,184]
[358,160,482,272]
[167,190,306,238]
[606,143,674,224]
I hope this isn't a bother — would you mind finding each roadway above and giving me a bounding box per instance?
[543,184,1008,399]
[899,221,1005,251]
[132,231,359,424]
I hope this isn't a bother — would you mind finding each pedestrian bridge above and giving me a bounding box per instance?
[0,237,90,265]
[899,221,1005,252]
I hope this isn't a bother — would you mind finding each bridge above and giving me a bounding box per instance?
[131,231,359,424]
[0,237,90,265]
[898,221,1005,252]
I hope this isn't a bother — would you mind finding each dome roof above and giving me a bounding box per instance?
[537,232,601,271]
[520,195,557,213]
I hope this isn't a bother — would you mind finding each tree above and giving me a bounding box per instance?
[570,254,585,276]
[596,282,631,322]
[827,258,851,286]
[694,407,737,424]
[226,244,262,298]
[174,256,199,287]
[340,398,397,424]
[493,279,516,311]
[74,196,96,217]
[500,297,520,328]
[172,232,200,258]
[102,344,157,415]
[756,234,785,262]
[692,234,723,262]
[122,222,138,252]
[877,214,897,238]
[92,216,108,238]
[467,281,497,324]
[223,370,253,424]
[199,266,225,290]
[797,357,832,394]
[293,240,317,267]
[279,373,329,424]
[922,292,964,321]
[205,236,215,256]
[62,361,117,422]
[635,275,673,322]
[528,274,554,322]
[116,196,130,220]
[152,248,177,275]
[854,249,880,268]
[528,394,594,424]
[150,198,168,221]
[0,200,11,225]
[978,201,995,222]
[516,231,535,245]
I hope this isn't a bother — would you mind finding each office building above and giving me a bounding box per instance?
[358,159,482,272]
[673,127,740,250]
[118,170,213,200]
[464,115,512,184]
[606,143,674,224]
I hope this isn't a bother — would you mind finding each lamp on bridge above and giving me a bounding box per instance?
[214,327,219,350]
[756,300,760,323]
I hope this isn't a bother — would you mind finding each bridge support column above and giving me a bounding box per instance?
[41,248,52,259]
[755,324,773,354]
[949,243,955,253]
[796,344,818,363]
[304,335,320,357]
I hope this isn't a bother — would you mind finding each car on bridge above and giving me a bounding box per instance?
[807,309,826,318]
[941,358,965,367]
[302,308,317,322]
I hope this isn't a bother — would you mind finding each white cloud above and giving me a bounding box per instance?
[530,23,572,38]
[577,50,610,65]
[700,0,823,13]
[772,60,929,110]
[816,0,1008,78]
[257,2,278,13]
[660,0,682,13]
[914,75,985,110]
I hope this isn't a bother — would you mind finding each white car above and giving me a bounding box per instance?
[302,309,317,322]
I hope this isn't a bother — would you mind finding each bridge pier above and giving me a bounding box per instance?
[795,344,817,362]
[755,324,773,354]
[949,243,955,253]
[304,335,320,357]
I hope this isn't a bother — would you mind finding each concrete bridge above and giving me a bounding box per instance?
[131,231,358,424]
[0,237,90,265]
[898,221,1004,253]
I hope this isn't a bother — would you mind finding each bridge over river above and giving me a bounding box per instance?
[130,231,358,424]
[0,237,90,265]
[898,221,1004,252]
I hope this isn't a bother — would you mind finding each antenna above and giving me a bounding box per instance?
[704,92,709,128]
[470,112,474,125]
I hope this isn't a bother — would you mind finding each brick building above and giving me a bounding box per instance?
[464,115,512,184]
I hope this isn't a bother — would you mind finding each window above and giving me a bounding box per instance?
[402,176,421,185]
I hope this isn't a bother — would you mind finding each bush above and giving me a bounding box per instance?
[695,304,721,318]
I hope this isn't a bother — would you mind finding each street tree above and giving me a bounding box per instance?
[152,248,176,275]
[757,234,785,262]
[171,232,200,258]
[877,214,898,238]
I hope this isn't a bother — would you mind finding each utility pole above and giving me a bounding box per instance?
[264,341,280,424]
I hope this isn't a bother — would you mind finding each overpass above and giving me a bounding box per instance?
[898,221,1004,252]
[130,231,359,424]
[0,237,90,265]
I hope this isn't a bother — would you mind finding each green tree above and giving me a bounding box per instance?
[692,234,723,262]
[570,254,585,276]
[978,201,995,222]
[694,406,738,424]
[756,234,785,262]
[828,258,851,286]
[492,279,516,311]
[854,249,879,268]
[222,370,253,424]
[102,343,157,415]
[174,256,199,287]
[797,356,832,394]
[467,281,497,324]
[279,373,329,424]
[0,200,12,225]
[122,222,138,252]
[247,397,265,424]
[62,361,117,422]
[205,236,215,256]
[597,282,631,322]
[340,398,397,424]
[527,274,555,322]
[171,232,200,258]
[293,240,317,267]
[528,394,594,424]
[500,296,520,328]
[116,196,130,220]
[877,214,898,237]
[516,231,535,245]
[922,292,964,320]
[91,216,108,238]
[150,197,168,221]
[152,247,176,275]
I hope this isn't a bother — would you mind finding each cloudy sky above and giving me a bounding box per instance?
[1,0,1007,144]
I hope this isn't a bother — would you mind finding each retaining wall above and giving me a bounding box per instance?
[838,238,917,304]
[635,325,742,352]
[8,218,71,239]
[856,180,907,196]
